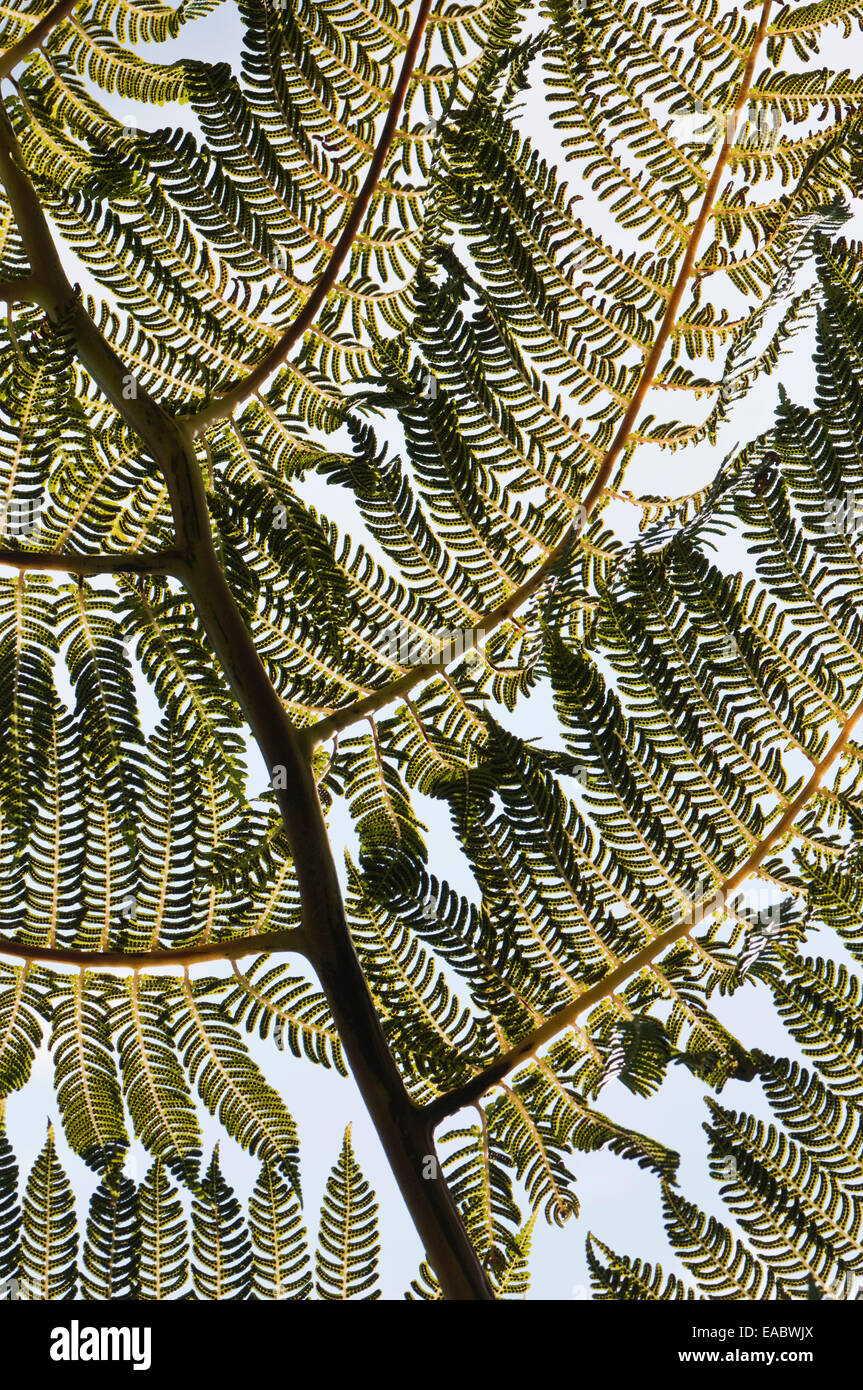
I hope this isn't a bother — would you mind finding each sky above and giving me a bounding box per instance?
[2,0,863,1302]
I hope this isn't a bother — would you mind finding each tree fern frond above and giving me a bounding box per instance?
[404,1258,442,1301]
[759,953,863,1096]
[224,957,346,1075]
[440,1119,521,1272]
[755,1052,863,1195]
[315,1126,381,1300]
[0,576,60,845]
[249,1159,311,1300]
[20,1127,77,1301]
[586,1233,695,1301]
[50,972,128,1173]
[0,1101,20,1287]
[81,1166,138,1300]
[176,975,301,1187]
[662,1183,789,1299]
[138,1158,189,1301]
[111,974,202,1183]
[704,1098,863,1294]
[0,963,47,1096]
[191,1146,252,1301]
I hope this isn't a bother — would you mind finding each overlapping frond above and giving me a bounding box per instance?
[0,1125,397,1300]
[111,974,203,1182]
[4,0,863,1307]
[191,1146,252,1301]
[315,1126,381,1300]
[50,972,128,1173]
[175,974,301,1185]
[224,957,346,1074]
[137,1158,189,1300]
[19,1127,78,1301]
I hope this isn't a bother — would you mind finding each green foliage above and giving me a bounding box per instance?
[586,1234,696,1301]
[4,0,863,1302]
[315,1126,381,1300]
[191,1147,252,1301]
[660,1185,789,1300]
[81,1167,139,1299]
[20,1127,77,1301]
[0,1103,19,1287]
[50,973,129,1173]
[222,958,346,1075]
[0,1128,380,1301]
[248,1159,311,1300]
[137,1159,189,1301]
[174,977,301,1187]
[0,965,47,1096]
[112,975,203,1184]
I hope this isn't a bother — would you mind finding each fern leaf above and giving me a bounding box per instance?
[249,1160,311,1300]
[176,975,300,1187]
[50,972,128,1173]
[191,1146,251,1301]
[315,1126,381,1301]
[20,1127,78,1301]
[0,1101,20,1288]
[81,1167,139,1300]
[138,1158,189,1301]
[111,974,202,1183]
[586,1233,695,1301]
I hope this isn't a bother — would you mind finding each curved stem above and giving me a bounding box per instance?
[426,693,863,1124]
[302,0,775,750]
[0,84,493,1302]
[0,0,776,1299]
[183,546,496,1299]
[0,0,82,80]
[183,0,434,437]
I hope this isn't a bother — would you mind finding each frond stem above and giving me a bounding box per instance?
[424,690,863,1124]
[182,0,435,437]
[0,928,309,968]
[0,81,494,1301]
[0,548,183,575]
[301,0,775,750]
[0,0,82,79]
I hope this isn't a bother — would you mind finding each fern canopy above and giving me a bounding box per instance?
[1,0,863,1301]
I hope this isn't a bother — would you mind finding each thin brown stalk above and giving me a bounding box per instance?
[0,927,308,969]
[0,0,81,79]
[0,549,182,575]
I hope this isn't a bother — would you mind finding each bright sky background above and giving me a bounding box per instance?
[3,0,863,1301]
